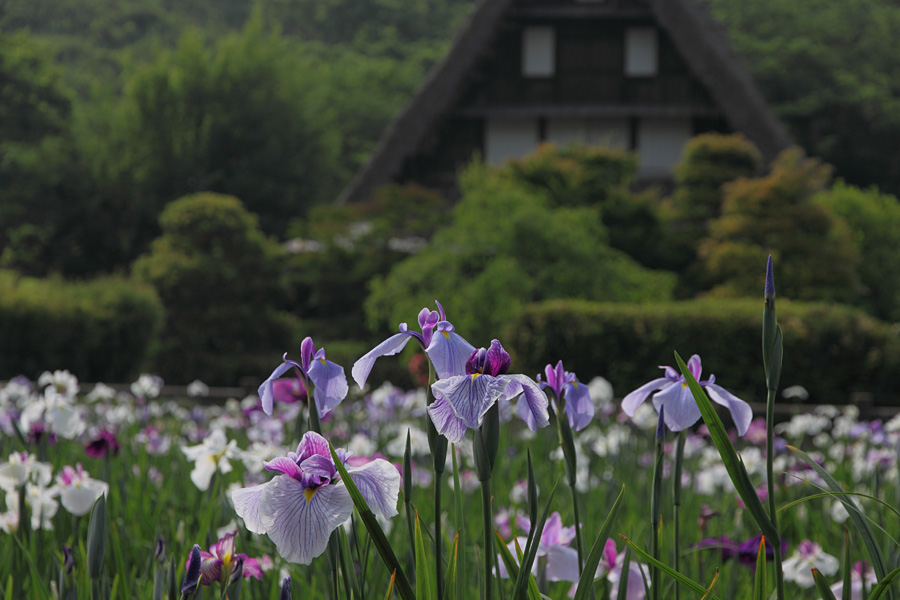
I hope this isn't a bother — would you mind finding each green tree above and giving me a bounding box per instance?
[698,148,859,301]
[365,161,675,339]
[133,193,300,384]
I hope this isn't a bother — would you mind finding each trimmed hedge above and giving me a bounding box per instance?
[504,299,900,405]
[0,270,164,381]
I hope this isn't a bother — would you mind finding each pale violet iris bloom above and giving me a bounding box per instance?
[56,464,108,516]
[622,354,752,435]
[429,340,549,443]
[351,301,475,389]
[259,337,348,417]
[231,431,400,565]
[538,360,594,431]
[783,540,839,588]
[568,538,649,599]
[497,512,579,583]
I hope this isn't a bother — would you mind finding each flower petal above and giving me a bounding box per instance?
[265,457,303,480]
[426,331,476,379]
[259,478,353,565]
[259,362,294,416]
[232,483,268,534]
[296,431,331,461]
[432,375,507,429]
[427,395,469,443]
[705,383,753,437]
[652,383,701,432]
[60,480,107,516]
[351,333,414,389]
[621,378,671,416]
[563,381,594,432]
[505,374,550,431]
[545,544,580,582]
[308,359,348,417]
[199,555,222,586]
[346,459,401,520]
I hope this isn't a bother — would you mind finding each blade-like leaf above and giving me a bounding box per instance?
[619,535,720,599]
[842,529,852,600]
[753,536,767,600]
[330,443,415,600]
[573,485,626,600]
[415,511,435,600]
[446,534,459,600]
[384,571,397,600]
[616,548,632,600]
[868,564,900,600]
[813,569,838,600]
[675,352,779,544]
[788,444,891,595]
[86,494,107,579]
[513,538,543,600]
[513,478,561,600]
[700,570,719,600]
[778,490,900,520]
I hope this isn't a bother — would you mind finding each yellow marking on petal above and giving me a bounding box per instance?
[442,331,450,338]
[471,373,480,382]
[319,358,326,365]
[682,382,688,388]
[304,488,317,504]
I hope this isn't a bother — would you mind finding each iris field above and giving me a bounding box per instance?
[1,259,898,600]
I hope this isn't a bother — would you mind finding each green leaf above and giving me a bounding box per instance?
[843,529,852,600]
[573,485,625,600]
[752,536,767,600]
[813,569,838,600]
[339,526,363,600]
[493,530,540,600]
[445,534,459,600]
[451,445,465,600]
[415,511,435,600]
[778,491,900,520]
[700,570,719,600]
[513,477,561,600]
[788,444,891,595]
[86,494,107,579]
[675,351,779,544]
[329,443,415,600]
[384,571,397,600]
[868,564,900,600]
[619,535,720,599]
[616,548,632,600]
[513,539,543,600]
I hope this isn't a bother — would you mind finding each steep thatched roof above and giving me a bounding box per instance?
[337,0,791,205]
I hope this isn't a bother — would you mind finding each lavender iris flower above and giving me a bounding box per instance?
[351,301,475,389]
[429,340,549,443]
[231,431,400,565]
[538,360,594,431]
[622,354,752,436]
[259,337,348,417]
[497,512,579,583]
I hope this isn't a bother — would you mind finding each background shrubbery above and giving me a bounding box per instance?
[0,270,163,380]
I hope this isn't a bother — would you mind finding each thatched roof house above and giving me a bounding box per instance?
[337,0,791,204]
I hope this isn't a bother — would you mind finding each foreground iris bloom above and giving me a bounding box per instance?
[622,354,752,435]
[186,530,263,587]
[430,340,549,443]
[56,464,108,516]
[259,337,348,417]
[351,301,475,388]
[231,431,400,565]
[538,361,594,431]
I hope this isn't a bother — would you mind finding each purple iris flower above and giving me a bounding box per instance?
[538,360,594,431]
[185,530,263,587]
[259,337,348,417]
[622,354,752,436]
[352,301,475,389]
[231,431,400,565]
[497,512,579,583]
[429,340,549,443]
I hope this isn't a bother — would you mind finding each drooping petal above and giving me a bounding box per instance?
[236,555,263,580]
[232,483,268,534]
[346,459,401,520]
[190,455,218,491]
[426,329,476,379]
[563,381,594,431]
[621,378,671,416]
[431,375,507,429]
[259,362,294,416]
[427,395,469,443]
[60,480,107,516]
[351,333,415,389]
[199,553,222,585]
[705,383,753,437]
[652,383,701,432]
[258,478,353,565]
[544,544,580,582]
[505,374,550,432]
[308,359,348,417]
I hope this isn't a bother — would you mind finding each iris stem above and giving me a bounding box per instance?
[673,431,686,600]
[481,478,494,600]
[435,471,444,600]
[766,387,785,600]
[452,445,465,600]
[650,432,664,600]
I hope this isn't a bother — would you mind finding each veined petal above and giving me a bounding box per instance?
[351,333,414,389]
[705,383,753,436]
[296,431,331,461]
[563,381,594,432]
[265,457,303,480]
[259,362,294,416]
[652,383,701,432]
[621,378,671,416]
[346,459,401,520]
[232,483,268,534]
[432,375,507,429]
[199,554,222,586]
[426,331,476,379]
[308,359,348,417]
[505,374,550,431]
[259,478,353,565]
[427,395,468,443]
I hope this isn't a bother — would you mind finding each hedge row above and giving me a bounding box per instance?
[504,299,900,405]
[0,270,164,381]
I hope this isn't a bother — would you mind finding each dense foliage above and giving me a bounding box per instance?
[505,298,900,405]
[0,271,163,381]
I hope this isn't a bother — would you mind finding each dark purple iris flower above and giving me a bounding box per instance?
[693,533,787,570]
[85,429,120,458]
